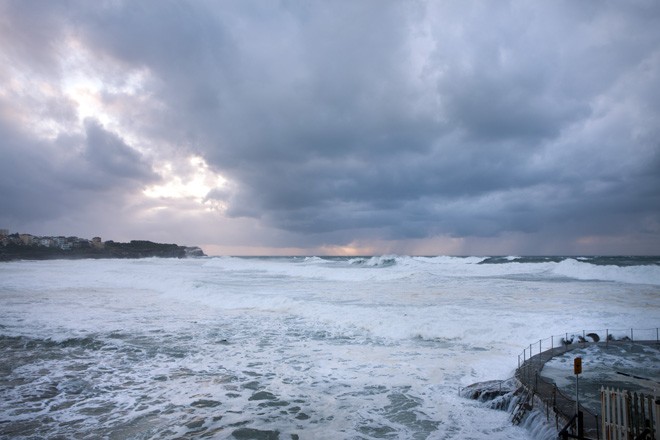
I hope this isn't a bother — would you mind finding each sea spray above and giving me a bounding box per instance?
[1,256,657,439]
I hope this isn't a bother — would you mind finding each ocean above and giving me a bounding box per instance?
[1,256,658,439]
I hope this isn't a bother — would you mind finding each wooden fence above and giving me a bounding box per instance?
[601,387,659,440]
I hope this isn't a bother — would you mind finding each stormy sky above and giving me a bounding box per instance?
[1,1,659,255]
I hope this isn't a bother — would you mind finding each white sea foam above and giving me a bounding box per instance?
[552,258,660,285]
[540,343,660,415]
[0,256,657,439]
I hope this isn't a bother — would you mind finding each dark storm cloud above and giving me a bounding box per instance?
[0,117,157,225]
[0,125,63,222]
[82,119,156,183]
[1,0,659,252]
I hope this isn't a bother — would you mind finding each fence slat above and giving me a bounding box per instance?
[600,387,658,440]
[514,329,659,439]
[653,393,659,439]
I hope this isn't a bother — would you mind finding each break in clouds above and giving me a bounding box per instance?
[1,0,659,254]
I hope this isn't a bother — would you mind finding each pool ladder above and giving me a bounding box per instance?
[511,391,532,425]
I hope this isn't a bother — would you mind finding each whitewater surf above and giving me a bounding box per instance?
[1,256,658,439]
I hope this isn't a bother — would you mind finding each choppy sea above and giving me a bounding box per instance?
[1,256,658,439]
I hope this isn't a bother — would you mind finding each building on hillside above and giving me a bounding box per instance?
[68,237,87,248]
[0,229,10,247]
[91,237,104,249]
[19,234,35,245]
[52,236,66,249]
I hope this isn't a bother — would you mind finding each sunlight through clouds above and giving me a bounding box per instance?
[60,36,152,134]
[1,1,659,255]
[143,156,229,211]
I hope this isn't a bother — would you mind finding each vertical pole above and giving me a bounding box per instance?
[616,390,622,437]
[527,354,530,385]
[574,356,582,429]
[606,329,608,347]
[577,411,584,439]
[551,335,554,352]
[539,339,542,356]
[595,413,599,440]
[631,328,633,341]
[518,354,520,369]
[646,394,655,437]
[535,371,538,393]
[623,391,629,438]
[576,374,579,414]
[601,387,606,440]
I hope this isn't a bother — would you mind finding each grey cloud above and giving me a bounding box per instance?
[0,0,71,76]
[82,119,157,182]
[0,128,64,223]
[0,117,158,227]
[2,0,659,252]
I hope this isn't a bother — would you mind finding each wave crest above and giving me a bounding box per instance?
[348,255,398,267]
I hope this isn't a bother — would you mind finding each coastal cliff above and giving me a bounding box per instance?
[0,236,205,261]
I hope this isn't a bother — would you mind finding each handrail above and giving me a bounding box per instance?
[558,412,596,440]
[514,327,659,440]
[558,413,579,439]
[516,327,659,368]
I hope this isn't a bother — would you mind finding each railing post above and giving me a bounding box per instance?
[606,329,609,347]
[551,335,554,353]
[595,413,599,440]
[539,339,542,356]
[631,328,633,341]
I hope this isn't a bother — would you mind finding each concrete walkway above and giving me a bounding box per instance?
[514,340,659,439]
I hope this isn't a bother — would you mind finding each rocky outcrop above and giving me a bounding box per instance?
[0,240,206,261]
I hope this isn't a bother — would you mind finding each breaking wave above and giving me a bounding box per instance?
[1,255,657,439]
[257,255,660,285]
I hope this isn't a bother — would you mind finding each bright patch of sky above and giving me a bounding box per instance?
[1,1,659,255]
[144,156,229,211]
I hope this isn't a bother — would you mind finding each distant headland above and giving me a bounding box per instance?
[0,229,205,261]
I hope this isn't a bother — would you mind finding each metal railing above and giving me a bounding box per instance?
[517,327,660,369]
[514,327,659,439]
